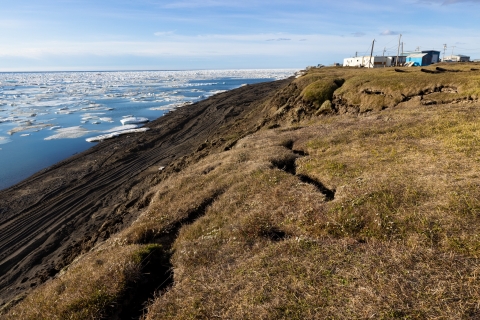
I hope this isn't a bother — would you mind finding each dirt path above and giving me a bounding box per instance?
[0,78,292,306]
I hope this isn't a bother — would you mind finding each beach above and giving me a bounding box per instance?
[0,77,292,306]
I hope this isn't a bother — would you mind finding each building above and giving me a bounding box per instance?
[405,53,428,66]
[421,50,441,64]
[405,50,441,66]
[443,54,470,62]
[343,56,372,68]
[391,55,407,66]
[343,56,403,68]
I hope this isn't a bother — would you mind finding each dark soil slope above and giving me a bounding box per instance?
[0,78,292,306]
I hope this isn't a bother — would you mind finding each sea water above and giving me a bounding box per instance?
[0,69,295,190]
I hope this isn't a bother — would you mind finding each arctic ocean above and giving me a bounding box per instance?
[0,69,295,190]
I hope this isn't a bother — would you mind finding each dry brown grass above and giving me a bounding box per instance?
[267,63,480,125]
[4,244,161,320]
[6,64,480,319]
[146,238,480,319]
[142,71,480,318]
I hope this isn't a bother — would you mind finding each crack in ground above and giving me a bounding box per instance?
[113,191,224,320]
[297,174,336,201]
[272,146,335,202]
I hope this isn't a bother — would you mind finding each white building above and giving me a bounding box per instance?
[343,56,405,68]
[443,54,470,62]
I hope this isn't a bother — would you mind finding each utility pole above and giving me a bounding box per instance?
[383,47,386,56]
[401,42,404,55]
[369,39,376,68]
[443,44,447,61]
[451,46,456,56]
[396,34,402,66]
[355,51,358,57]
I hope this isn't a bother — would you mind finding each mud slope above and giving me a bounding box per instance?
[0,78,292,306]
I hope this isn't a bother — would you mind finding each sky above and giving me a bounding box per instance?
[0,0,479,71]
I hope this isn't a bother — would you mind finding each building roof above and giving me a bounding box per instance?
[407,53,428,58]
[444,54,470,59]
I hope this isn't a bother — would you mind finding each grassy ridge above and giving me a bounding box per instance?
[4,63,480,319]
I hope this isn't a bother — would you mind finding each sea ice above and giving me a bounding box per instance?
[0,117,18,124]
[8,124,53,135]
[103,124,138,133]
[0,136,11,144]
[1,69,296,148]
[150,101,192,111]
[120,117,149,125]
[204,90,227,97]
[44,126,91,140]
[86,128,149,142]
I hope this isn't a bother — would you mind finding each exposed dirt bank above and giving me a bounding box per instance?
[0,78,292,306]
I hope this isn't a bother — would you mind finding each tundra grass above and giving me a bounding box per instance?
[4,244,161,320]
[5,64,480,319]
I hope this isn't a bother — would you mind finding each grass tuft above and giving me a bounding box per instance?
[4,244,156,320]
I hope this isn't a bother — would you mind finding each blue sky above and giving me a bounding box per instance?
[1,0,479,71]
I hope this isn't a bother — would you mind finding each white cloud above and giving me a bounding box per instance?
[1,26,479,70]
[442,0,480,4]
[416,0,480,4]
[380,30,400,36]
[162,0,247,9]
[0,33,361,59]
[154,31,175,36]
[266,38,291,41]
[351,32,366,37]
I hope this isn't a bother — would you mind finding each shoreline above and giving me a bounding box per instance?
[0,70,295,191]
[0,77,293,306]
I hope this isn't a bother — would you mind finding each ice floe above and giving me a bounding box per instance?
[0,117,18,124]
[44,126,91,140]
[103,124,139,132]
[150,101,193,111]
[86,128,149,142]
[1,69,296,144]
[8,124,53,135]
[0,136,11,144]
[120,117,149,125]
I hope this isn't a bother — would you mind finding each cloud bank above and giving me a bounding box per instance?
[380,30,400,36]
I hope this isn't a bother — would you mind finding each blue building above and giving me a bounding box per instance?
[405,50,441,66]
[406,53,427,66]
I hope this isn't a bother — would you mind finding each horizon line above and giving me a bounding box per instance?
[0,67,301,74]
